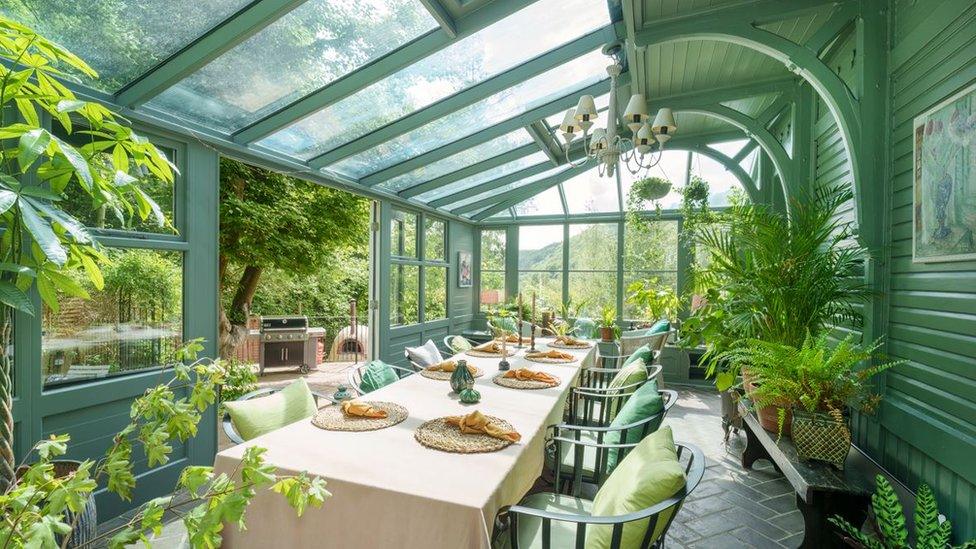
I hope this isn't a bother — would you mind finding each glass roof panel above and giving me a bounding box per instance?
[488,209,512,220]
[707,139,750,159]
[619,151,690,211]
[440,164,569,210]
[257,0,610,161]
[514,186,564,217]
[545,93,611,129]
[375,129,533,193]
[415,152,550,203]
[563,169,619,214]
[325,49,609,178]
[146,0,437,133]
[0,0,252,91]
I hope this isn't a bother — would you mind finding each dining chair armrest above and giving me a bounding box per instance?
[661,389,679,412]
[550,415,657,436]
[571,382,643,397]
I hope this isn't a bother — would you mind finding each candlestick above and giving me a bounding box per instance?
[517,293,524,348]
[529,293,537,352]
[499,332,510,371]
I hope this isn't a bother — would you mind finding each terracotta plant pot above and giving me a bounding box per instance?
[600,327,615,342]
[741,368,793,436]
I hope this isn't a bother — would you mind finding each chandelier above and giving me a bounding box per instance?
[558,44,677,178]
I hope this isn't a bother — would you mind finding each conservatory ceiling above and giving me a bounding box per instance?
[0,0,851,222]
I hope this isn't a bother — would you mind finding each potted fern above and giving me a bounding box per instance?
[716,334,904,469]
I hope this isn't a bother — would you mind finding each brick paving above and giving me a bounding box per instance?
[103,377,804,548]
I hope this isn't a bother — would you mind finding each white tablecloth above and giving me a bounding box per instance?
[215,339,596,549]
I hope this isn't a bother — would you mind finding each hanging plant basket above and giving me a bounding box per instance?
[631,176,672,201]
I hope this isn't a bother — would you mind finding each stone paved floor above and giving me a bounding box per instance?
[101,378,805,548]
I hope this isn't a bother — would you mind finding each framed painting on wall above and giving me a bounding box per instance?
[458,251,473,288]
[913,80,976,263]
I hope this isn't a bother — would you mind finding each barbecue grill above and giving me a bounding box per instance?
[258,315,314,376]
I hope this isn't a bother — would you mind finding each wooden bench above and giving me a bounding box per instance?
[737,401,874,549]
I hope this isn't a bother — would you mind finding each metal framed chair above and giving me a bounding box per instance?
[500,441,704,549]
[577,361,663,392]
[443,335,474,354]
[222,387,336,445]
[551,389,678,488]
[348,362,416,395]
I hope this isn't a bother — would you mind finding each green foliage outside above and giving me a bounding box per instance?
[219,157,369,359]
[830,475,976,549]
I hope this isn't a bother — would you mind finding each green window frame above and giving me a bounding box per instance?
[389,209,448,327]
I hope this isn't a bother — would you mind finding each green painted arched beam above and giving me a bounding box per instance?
[633,19,867,235]
[677,105,794,201]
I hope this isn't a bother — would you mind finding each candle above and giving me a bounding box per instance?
[530,293,537,351]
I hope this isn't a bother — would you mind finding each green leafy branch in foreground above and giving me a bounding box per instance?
[0,339,330,549]
[830,475,975,549]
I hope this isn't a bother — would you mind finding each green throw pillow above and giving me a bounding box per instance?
[360,360,399,393]
[587,426,686,549]
[606,358,648,419]
[605,379,665,468]
[224,378,317,442]
[623,344,653,367]
[648,319,670,334]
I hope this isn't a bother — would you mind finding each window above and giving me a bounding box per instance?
[623,221,679,319]
[689,153,743,208]
[480,229,506,310]
[42,249,184,386]
[389,210,447,326]
[568,224,617,317]
[517,225,563,310]
[514,186,564,217]
[619,151,690,212]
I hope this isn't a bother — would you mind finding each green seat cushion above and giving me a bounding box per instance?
[605,380,665,468]
[648,319,670,334]
[495,493,593,549]
[587,426,686,549]
[224,378,317,441]
[360,360,399,393]
[623,344,653,367]
[555,431,598,476]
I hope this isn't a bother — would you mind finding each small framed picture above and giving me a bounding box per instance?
[458,251,473,288]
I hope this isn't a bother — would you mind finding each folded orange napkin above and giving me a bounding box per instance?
[503,368,558,385]
[526,349,574,360]
[474,341,504,353]
[496,334,527,344]
[446,410,521,443]
[555,335,584,346]
[427,360,477,375]
[341,400,388,419]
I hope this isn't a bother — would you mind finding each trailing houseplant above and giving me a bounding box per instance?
[830,475,976,548]
[715,334,903,467]
[625,175,672,219]
[0,16,178,491]
[0,340,331,548]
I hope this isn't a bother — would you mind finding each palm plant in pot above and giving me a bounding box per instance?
[716,334,904,469]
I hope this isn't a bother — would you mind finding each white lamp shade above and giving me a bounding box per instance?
[623,94,649,123]
[575,95,598,121]
[635,123,654,146]
[589,128,607,150]
[559,109,579,134]
[652,108,677,135]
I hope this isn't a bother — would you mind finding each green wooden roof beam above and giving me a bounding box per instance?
[753,94,792,127]
[686,143,759,202]
[396,143,541,198]
[115,0,308,107]
[732,139,760,164]
[307,27,611,169]
[418,0,457,38]
[232,0,540,144]
[525,121,563,166]
[655,77,795,111]
[804,1,858,56]
[359,77,617,186]
[470,162,595,220]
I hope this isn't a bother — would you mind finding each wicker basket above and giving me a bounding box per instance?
[791,409,851,470]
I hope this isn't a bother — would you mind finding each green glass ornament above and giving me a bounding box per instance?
[450,359,475,393]
[459,387,481,404]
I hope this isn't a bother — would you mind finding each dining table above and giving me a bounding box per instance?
[215,338,597,549]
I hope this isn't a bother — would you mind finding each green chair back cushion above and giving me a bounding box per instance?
[572,317,597,339]
[448,335,473,352]
[224,378,317,441]
[605,379,665,468]
[360,360,399,393]
[587,426,686,549]
[623,344,653,367]
[648,319,670,334]
[606,358,648,420]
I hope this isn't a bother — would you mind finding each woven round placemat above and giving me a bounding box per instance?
[547,341,593,349]
[311,402,408,432]
[414,416,516,453]
[492,372,560,390]
[524,354,577,364]
[466,348,516,358]
[419,367,484,381]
